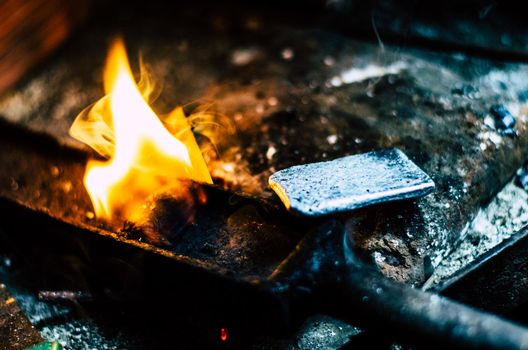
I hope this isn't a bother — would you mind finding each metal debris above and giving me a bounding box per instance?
[516,163,528,191]
[490,104,516,136]
[269,148,435,216]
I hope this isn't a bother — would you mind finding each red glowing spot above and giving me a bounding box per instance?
[197,187,207,205]
[220,327,228,342]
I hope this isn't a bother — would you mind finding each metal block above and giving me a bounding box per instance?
[269,148,435,216]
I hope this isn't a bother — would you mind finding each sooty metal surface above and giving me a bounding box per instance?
[2,3,528,347]
[2,1,528,287]
[269,148,435,216]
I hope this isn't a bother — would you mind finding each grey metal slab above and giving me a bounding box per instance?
[269,148,435,216]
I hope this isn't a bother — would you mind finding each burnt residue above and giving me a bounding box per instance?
[0,120,91,224]
[1,5,528,287]
[344,201,429,283]
[174,201,305,279]
[209,58,528,284]
[119,186,206,246]
[0,121,305,281]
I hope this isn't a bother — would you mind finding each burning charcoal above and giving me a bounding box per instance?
[119,185,206,246]
[144,194,195,243]
[269,148,435,216]
[515,163,528,191]
[490,104,516,136]
[119,221,149,242]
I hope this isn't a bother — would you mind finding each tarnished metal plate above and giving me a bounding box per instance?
[269,148,435,216]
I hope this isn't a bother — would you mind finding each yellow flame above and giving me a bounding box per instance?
[70,38,212,221]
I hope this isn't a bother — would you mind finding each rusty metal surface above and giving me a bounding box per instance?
[0,2,528,287]
[269,148,435,216]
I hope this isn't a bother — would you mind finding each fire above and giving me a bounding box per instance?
[70,38,212,222]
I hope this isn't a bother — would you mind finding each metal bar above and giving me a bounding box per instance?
[269,148,435,216]
[271,220,528,350]
[338,266,528,350]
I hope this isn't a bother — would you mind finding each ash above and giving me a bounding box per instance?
[425,180,528,288]
[251,316,360,350]
[294,317,359,350]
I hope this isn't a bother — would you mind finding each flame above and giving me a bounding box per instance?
[70,38,212,222]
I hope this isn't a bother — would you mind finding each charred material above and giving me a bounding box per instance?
[1,2,528,348]
[1,123,528,349]
[2,8,528,286]
[0,121,306,281]
[119,185,207,246]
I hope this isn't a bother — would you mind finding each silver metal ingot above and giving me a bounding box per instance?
[269,148,435,216]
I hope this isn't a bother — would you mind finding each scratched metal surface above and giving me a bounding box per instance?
[269,148,435,216]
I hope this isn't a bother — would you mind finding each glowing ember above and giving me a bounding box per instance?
[70,38,212,222]
[220,327,228,342]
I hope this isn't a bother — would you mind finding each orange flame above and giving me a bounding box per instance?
[70,38,212,222]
